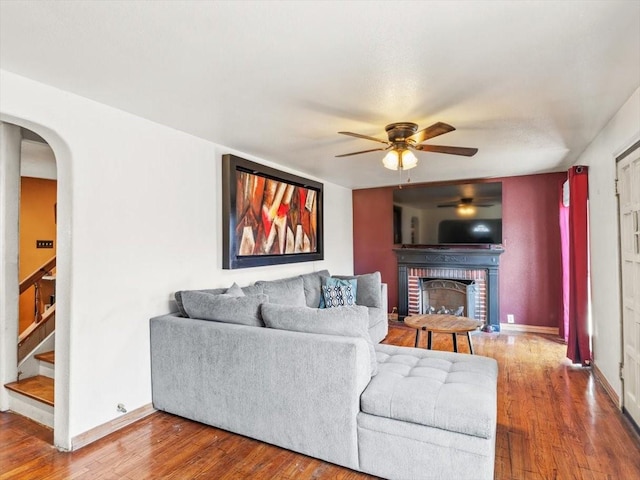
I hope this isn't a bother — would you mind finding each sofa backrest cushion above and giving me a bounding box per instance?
[335,271,382,308]
[261,303,377,376]
[180,291,268,327]
[255,276,306,306]
[175,283,265,316]
[300,269,330,307]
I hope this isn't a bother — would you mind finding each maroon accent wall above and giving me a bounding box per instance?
[352,188,398,310]
[352,172,567,328]
[499,172,566,327]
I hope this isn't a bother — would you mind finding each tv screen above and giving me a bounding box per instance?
[393,182,503,246]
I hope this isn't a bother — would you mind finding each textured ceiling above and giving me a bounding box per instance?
[1,0,638,188]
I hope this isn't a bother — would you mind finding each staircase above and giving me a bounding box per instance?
[5,348,55,427]
[4,256,56,428]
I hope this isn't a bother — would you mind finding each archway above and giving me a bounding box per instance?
[0,116,73,450]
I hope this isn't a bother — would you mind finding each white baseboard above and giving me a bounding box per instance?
[71,403,156,450]
[593,363,620,408]
[499,323,560,336]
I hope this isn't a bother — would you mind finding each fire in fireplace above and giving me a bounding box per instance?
[407,267,487,324]
[420,279,478,319]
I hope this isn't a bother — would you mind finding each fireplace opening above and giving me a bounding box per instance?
[396,248,503,331]
[420,278,478,321]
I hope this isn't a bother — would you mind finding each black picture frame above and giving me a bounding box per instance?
[222,154,324,269]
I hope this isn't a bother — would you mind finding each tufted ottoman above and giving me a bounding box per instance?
[357,343,498,480]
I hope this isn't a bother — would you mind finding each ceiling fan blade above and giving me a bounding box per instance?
[335,147,388,158]
[437,204,458,208]
[415,144,478,157]
[338,131,390,145]
[407,122,455,144]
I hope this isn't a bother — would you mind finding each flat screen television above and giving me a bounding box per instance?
[393,182,503,246]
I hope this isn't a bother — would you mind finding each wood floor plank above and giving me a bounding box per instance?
[2,327,640,479]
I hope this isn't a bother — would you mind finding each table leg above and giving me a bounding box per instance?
[452,333,458,352]
[414,329,421,348]
[427,330,433,350]
[467,332,474,355]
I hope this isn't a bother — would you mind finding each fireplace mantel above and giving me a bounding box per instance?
[394,247,505,332]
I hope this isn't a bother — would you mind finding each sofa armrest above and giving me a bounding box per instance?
[380,283,388,312]
[150,314,370,469]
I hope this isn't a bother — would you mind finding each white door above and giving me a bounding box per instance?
[618,146,640,426]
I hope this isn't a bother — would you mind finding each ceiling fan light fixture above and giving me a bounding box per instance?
[457,205,476,216]
[382,148,418,171]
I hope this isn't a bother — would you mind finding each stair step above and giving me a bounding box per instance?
[4,375,54,407]
[34,351,55,365]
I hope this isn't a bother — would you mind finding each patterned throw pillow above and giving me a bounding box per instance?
[322,284,355,308]
[319,277,358,308]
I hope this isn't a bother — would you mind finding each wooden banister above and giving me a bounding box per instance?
[19,256,56,294]
[18,305,55,363]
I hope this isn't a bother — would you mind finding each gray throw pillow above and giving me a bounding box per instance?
[225,282,245,297]
[256,276,306,306]
[175,282,251,316]
[261,303,377,376]
[180,291,268,327]
[335,271,382,308]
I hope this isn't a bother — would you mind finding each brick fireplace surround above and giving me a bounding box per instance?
[394,247,505,332]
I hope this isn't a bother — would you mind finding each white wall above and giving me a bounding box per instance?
[21,139,57,179]
[574,86,640,402]
[0,122,21,412]
[0,70,354,448]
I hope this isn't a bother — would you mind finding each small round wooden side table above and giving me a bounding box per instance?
[404,314,483,354]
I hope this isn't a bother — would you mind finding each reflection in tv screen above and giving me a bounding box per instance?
[438,219,502,244]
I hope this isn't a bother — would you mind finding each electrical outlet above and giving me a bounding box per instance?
[507,314,515,324]
[36,240,54,248]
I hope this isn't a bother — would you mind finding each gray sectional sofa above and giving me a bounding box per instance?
[150,270,498,480]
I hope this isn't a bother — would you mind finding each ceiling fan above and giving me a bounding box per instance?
[336,122,478,171]
[437,197,495,208]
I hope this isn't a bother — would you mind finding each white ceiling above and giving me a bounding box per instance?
[1,1,638,189]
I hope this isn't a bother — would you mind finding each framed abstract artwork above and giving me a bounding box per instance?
[222,154,324,269]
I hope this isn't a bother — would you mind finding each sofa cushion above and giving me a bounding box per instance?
[175,282,262,316]
[319,276,358,308]
[335,271,382,308]
[261,303,377,376]
[321,284,355,308]
[256,276,306,306]
[300,270,330,307]
[180,291,268,327]
[362,343,498,439]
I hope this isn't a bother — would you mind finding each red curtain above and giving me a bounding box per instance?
[559,185,569,342]
[566,166,591,365]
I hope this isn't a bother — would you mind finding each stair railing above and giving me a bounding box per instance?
[18,256,56,362]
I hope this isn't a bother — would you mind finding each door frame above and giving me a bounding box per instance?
[616,138,640,424]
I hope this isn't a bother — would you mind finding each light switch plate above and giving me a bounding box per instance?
[36,240,54,248]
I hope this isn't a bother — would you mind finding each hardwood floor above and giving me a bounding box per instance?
[2,326,640,479]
